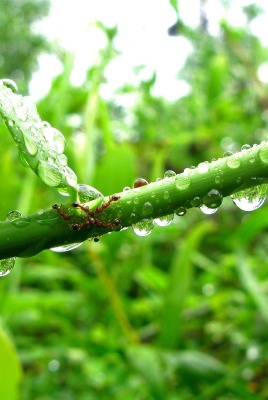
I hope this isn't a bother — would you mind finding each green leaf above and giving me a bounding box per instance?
[0,328,22,400]
[169,0,178,13]
[159,221,215,348]
[126,345,167,399]
[236,247,268,324]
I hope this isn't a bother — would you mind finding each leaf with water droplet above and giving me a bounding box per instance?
[0,81,78,194]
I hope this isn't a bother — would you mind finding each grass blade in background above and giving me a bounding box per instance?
[159,221,215,348]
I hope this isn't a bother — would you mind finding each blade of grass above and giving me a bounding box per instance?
[159,220,215,348]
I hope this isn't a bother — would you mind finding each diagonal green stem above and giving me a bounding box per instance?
[0,141,268,260]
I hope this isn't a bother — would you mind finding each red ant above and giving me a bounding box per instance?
[71,202,95,217]
[52,204,71,221]
[95,194,120,213]
[53,194,121,232]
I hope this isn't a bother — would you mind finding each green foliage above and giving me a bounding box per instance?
[0,0,50,91]
[0,328,22,400]
[1,1,268,399]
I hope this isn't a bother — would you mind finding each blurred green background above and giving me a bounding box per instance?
[1,0,268,399]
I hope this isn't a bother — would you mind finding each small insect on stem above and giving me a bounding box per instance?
[52,204,71,221]
[54,194,121,232]
[71,202,94,217]
[96,194,120,213]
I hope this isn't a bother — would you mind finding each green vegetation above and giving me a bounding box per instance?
[1,1,268,399]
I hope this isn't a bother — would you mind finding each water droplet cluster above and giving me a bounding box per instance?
[0,79,78,195]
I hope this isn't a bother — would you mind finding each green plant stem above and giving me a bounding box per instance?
[0,142,268,260]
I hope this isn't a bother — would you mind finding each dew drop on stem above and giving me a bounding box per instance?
[259,142,268,164]
[200,205,218,215]
[231,184,268,211]
[202,189,223,209]
[0,257,16,277]
[6,210,22,221]
[132,218,154,236]
[164,170,176,178]
[133,178,148,188]
[154,213,174,226]
[175,173,191,190]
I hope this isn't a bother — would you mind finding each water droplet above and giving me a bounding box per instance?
[226,154,241,169]
[202,189,223,209]
[6,210,22,221]
[164,170,176,178]
[41,127,65,153]
[132,219,154,236]
[190,197,202,207]
[142,201,153,216]
[0,257,16,277]
[197,161,209,174]
[224,150,233,157]
[50,242,83,252]
[77,184,104,203]
[57,154,68,166]
[163,191,170,200]
[175,173,191,190]
[241,144,251,151]
[231,184,267,211]
[0,79,18,93]
[64,166,77,188]
[37,160,62,187]
[57,187,70,197]
[134,197,139,205]
[259,142,268,164]
[133,178,148,188]
[123,186,131,192]
[200,205,218,215]
[175,207,187,216]
[7,119,14,127]
[215,175,222,185]
[23,134,38,156]
[154,213,174,226]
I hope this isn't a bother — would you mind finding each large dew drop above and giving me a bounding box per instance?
[200,205,218,215]
[37,160,62,187]
[41,127,65,154]
[259,142,268,164]
[132,218,154,236]
[154,213,174,226]
[202,189,223,209]
[225,154,241,169]
[175,173,191,190]
[142,201,153,216]
[0,257,16,277]
[77,184,104,203]
[6,210,22,221]
[231,184,267,211]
